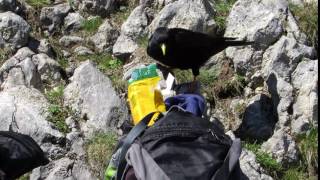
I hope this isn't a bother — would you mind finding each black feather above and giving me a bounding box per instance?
[147,27,254,77]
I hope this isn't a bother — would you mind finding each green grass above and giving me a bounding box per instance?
[17,172,31,180]
[81,16,103,34]
[45,84,70,134]
[289,2,318,52]
[295,127,318,177]
[137,35,149,48]
[213,0,237,34]
[86,132,118,179]
[243,142,283,178]
[78,54,127,94]
[26,0,50,9]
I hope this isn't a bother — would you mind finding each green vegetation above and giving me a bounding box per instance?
[213,0,237,33]
[295,127,318,178]
[81,16,103,34]
[243,127,318,180]
[289,2,318,52]
[17,172,31,180]
[137,35,149,49]
[45,84,70,134]
[86,132,118,179]
[243,142,282,178]
[26,0,50,9]
[78,54,127,94]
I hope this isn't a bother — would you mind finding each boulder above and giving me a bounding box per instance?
[224,0,287,49]
[0,0,16,12]
[63,12,84,33]
[32,53,63,83]
[77,0,116,17]
[0,47,43,90]
[148,0,215,34]
[236,94,277,141]
[90,19,119,53]
[261,128,299,164]
[113,5,149,60]
[240,149,273,180]
[64,61,128,136]
[59,36,84,48]
[73,46,94,56]
[40,3,71,34]
[38,39,56,58]
[0,86,64,145]
[0,11,31,49]
[291,59,318,133]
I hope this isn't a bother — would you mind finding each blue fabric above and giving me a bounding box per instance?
[165,94,206,117]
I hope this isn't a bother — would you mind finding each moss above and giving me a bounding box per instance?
[86,132,118,179]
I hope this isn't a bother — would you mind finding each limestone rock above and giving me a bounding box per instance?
[0,11,31,49]
[261,128,299,164]
[64,60,128,136]
[0,86,64,145]
[240,149,273,180]
[291,59,318,133]
[40,3,71,34]
[59,36,84,48]
[0,0,16,12]
[63,12,84,33]
[90,19,119,53]
[148,0,215,34]
[73,46,94,56]
[77,0,116,17]
[32,53,63,83]
[113,5,149,60]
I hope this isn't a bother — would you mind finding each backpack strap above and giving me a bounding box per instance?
[211,138,242,180]
[116,112,162,180]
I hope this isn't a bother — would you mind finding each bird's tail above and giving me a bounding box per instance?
[224,37,254,46]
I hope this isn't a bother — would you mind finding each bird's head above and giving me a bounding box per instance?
[150,27,170,57]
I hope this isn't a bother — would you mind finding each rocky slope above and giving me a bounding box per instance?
[0,0,318,179]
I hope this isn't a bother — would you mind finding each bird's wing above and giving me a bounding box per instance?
[169,28,214,48]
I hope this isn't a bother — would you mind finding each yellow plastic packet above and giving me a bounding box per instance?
[128,76,166,126]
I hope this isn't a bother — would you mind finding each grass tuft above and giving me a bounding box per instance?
[81,16,103,34]
[26,0,50,9]
[289,2,318,52]
[86,132,118,179]
[212,0,237,34]
[45,84,70,134]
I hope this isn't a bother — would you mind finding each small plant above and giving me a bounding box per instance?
[243,142,282,178]
[17,172,31,180]
[137,35,149,48]
[86,132,118,179]
[26,0,50,9]
[45,85,70,133]
[81,16,103,34]
[289,2,318,52]
[212,0,237,33]
[296,127,318,177]
[282,168,308,180]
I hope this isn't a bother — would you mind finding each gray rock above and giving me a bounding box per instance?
[148,0,214,34]
[266,72,293,129]
[262,36,316,81]
[0,11,31,49]
[30,157,76,180]
[90,19,119,53]
[77,0,116,17]
[40,3,71,34]
[0,48,42,90]
[291,59,318,133]
[64,60,128,136]
[32,53,62,82]
[0,0,16,12]
[224,0,287,49]
[261,128,299,164]
[113,5,149,59]
[63,12,84,33]
[73,46,94,56]
[237,94,277,141]
[240,149,273,180]
[0,86,64,145]
[38,39,56,58]
[59,36,84,47]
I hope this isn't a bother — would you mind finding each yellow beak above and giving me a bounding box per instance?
[160,43,166,56]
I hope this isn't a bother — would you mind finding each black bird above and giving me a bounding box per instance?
[147,27,254,80]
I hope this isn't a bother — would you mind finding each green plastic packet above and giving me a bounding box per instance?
[128,64,158,84]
